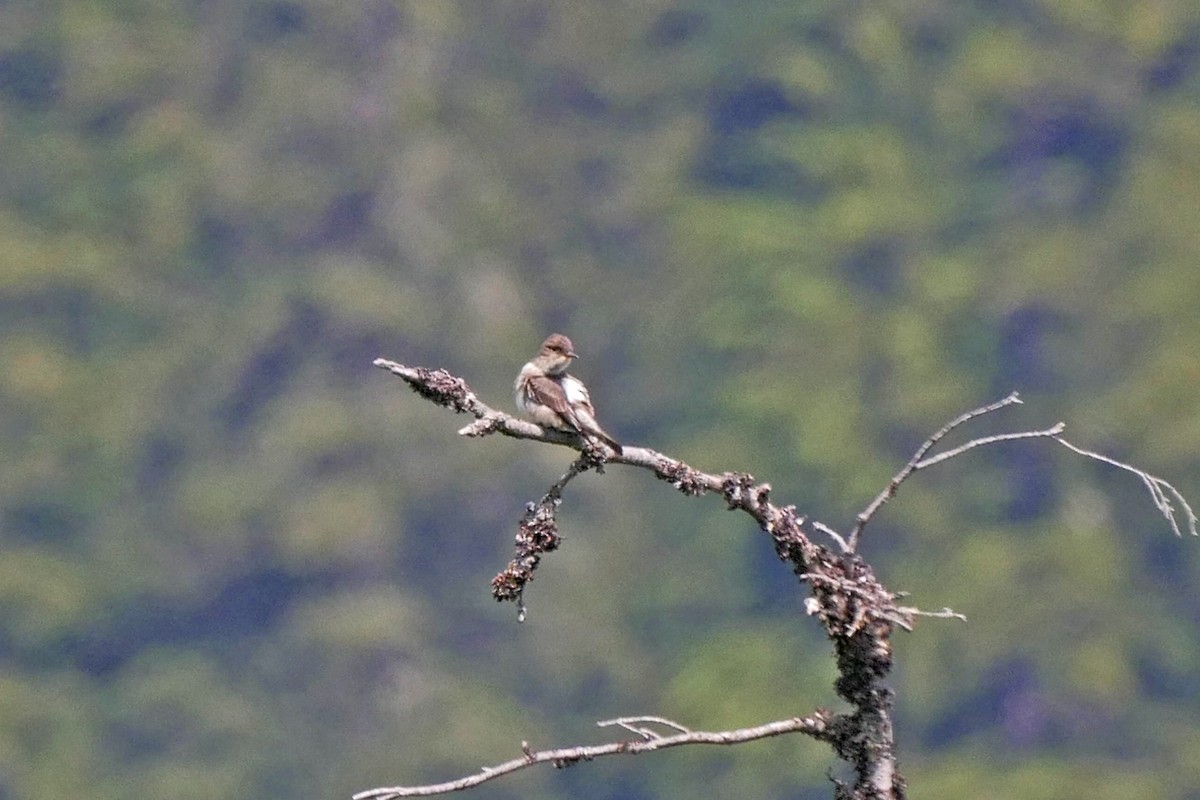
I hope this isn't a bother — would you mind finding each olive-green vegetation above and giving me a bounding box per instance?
[2,0,1199,798]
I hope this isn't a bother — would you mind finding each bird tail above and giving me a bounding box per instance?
[577,415,622,455]
[592,430,623,456]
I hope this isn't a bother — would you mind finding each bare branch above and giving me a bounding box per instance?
[1053,436,1198,537]
[353,712,835,800]
[913,423,1066,469]
[373,357,911,797]
[492,456,597,619]
[810,520,852,553]
[849,391,1024,549]
[373,361,1193,800]
[897,606,968,625]
[841,381,1196,543]
[597,715,692,738]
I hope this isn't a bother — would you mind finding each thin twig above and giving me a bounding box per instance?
[914,423,1065,469]
[353,712,834,799]
[810,520,851,553]
[492,456,596,616]
[1053,436,1198,537]
[848,391,1024,549]
[545,456,595,501]
[597,715,692,739]
[899,606,967,623]
[844,384,1196,543]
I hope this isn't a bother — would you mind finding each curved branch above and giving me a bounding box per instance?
[849,391,1026,549]
[372,358,839,535]
[492,456,595,618]
[353,712,835,800]
[373,358,599,450]
[846,389,1195,544]
[913,423,1065,469]
[1053,436,1197,537]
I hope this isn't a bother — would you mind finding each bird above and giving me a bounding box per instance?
[514,333,623,455]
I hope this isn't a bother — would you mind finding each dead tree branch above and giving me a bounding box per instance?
[850,391,1038,548]
[1052,436,1197,537]
[491,455,596,621]
[841,387,1196,548]
[353,712,835,800]
[372,357,905,799]
[368,358,1194,800]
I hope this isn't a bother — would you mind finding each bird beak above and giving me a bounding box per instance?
[566,349,578,359]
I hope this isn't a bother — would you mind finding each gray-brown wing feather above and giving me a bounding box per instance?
[524,375,579,428]
[522,373,622,454]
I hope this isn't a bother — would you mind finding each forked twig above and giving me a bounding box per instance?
[1053,437,1197,537]
[915,424,1065,469]
[353,712,834,799]
[848,392,1027,549]
[597,715,692,738]
[848,389,1196,545]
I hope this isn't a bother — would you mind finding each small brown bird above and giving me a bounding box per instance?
[514,333,623,455]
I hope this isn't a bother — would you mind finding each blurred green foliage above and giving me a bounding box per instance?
[1,0,1199,798]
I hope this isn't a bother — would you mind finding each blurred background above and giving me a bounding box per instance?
[3,1,1199,798]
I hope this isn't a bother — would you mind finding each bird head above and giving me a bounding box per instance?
[536,333,578,374]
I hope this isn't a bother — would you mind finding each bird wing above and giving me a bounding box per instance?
[562,375,622,453]
[524,374,579,429]
[522,372,622,454]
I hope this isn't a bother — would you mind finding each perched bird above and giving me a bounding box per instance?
[514,333,623,455]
